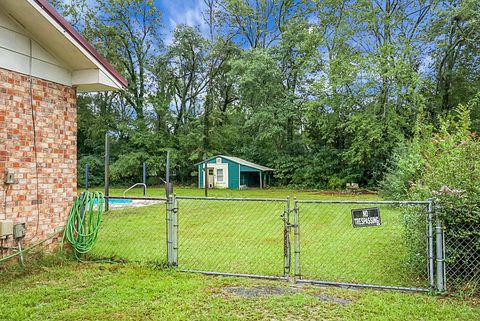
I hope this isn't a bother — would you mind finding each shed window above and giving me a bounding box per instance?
[217,169,224,182]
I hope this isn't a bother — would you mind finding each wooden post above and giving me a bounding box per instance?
[260,171,263,189]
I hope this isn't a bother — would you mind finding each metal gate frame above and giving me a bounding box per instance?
[165,196,446,292]
[292,199,445,292]
[167,195,292,280]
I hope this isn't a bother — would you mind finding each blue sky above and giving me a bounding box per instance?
[68,0,208,43]
[154,0,208,42]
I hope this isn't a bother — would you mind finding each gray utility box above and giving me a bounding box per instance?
[13,223,26,239]
[4,169,15,184]
[0,220,13,238]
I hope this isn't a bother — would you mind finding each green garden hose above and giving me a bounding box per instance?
[63,192,104,257]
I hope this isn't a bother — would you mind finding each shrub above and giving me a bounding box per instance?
[327,176,344,190]
[272,148,342,189]
[382,97,480,294]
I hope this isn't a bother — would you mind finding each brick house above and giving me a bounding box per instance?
[0,0,126,248]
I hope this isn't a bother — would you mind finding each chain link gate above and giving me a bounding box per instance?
[167,196,291,280]
[293,200,436,292]
[89,195,452,292]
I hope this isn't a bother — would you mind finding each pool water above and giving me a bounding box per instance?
[94,199,133,205]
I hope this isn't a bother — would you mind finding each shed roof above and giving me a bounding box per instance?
[1,0,127,91]
[195,155,274,172]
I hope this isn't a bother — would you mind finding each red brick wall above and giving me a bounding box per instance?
[0,67,77,247]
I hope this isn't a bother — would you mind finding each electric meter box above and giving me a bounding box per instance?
[0,220,13,238]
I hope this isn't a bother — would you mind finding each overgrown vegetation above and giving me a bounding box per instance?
[382,98,480,295]
[48,0,480,188]
[0,249,72,282]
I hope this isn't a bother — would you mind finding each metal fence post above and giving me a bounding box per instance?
[427,199,434,290]
[104,133,109,212]
[436,217,446,292]
[85,163,89,191]
[173,194,178,267]
[167,195,173,266]
[166,150,170,199]
[142,162,147,196]
[284,197,290,278]
[293,197,300,280]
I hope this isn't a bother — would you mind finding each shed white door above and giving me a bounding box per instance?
[207,167,215,188]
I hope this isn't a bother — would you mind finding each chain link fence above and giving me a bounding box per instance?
[444,222,480,294]
[88,196,167,265]
[171,197,290,279]
[293,200,433,291]
[80,194,480,294]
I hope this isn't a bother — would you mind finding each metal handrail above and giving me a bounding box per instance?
[123,183,147,197]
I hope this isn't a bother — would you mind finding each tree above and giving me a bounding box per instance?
[86,0,163,129]
[427,0,480,117]
[51,0,480,188]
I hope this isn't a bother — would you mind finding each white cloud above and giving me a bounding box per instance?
[161,0,209,43]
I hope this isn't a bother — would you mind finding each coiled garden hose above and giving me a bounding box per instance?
[63,192,104,258]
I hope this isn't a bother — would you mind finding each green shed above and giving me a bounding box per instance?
[195,156,274,189]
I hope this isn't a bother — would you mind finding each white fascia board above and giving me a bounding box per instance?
[26,0,123,91]
[73,69,122,92]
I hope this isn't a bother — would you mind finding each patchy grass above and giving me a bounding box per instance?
[0,261,478,320]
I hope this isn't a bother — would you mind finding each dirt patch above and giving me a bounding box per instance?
[223,286,299,297]
[223,286,353,305]
[313,294,352,305]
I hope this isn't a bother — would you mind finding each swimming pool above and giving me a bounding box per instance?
[94,198,133,205]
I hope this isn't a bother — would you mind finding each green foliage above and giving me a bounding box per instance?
[48,0,480,191]
[271,148,341,189]
[382,97,480,294]
[382,98,480,200]
[78,155,104,188]
[327,176,345,190]
[110,152,145,183]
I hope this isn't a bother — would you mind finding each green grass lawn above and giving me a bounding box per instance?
[88,188,429,289]
[90,203,167,264]
[90,185,381,200]
[0,260,478,321]
[297,203,429,288]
